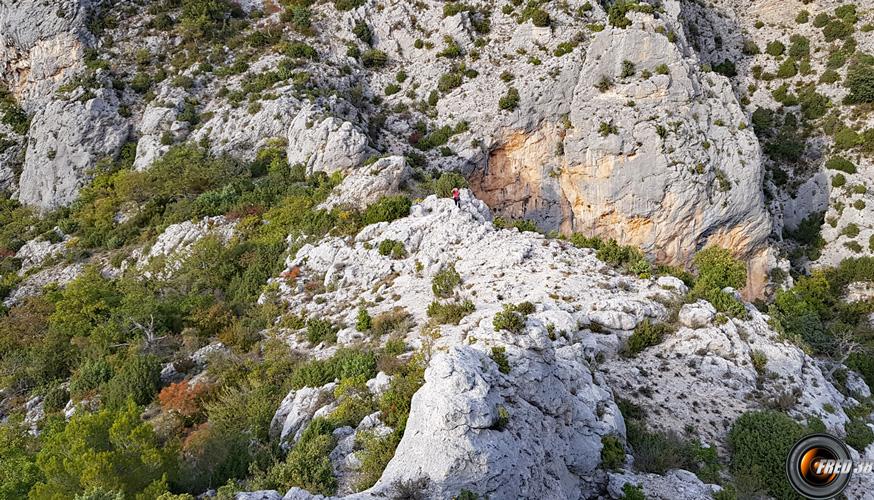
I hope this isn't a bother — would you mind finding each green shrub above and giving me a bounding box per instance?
[813,13,830,28]
[832,173,847,188]
[845,419,874,451]
[493,405,510,431]
[378,356,424,430]
[361,49,388,68]
[263,417,337,494]
[751,350,768,374]
[712,59,737,77]
[607,0,633,28]
[765,40,785,56]
[823,19,853,42]
[306,318,338,345]
[842,223,860,238]
[598,121,619,136]
[845,59,874,104]
[427,300,475,324]
[437,36,463,58]
[826,156,857,174]
[620,60,635,78]
[691,247,746,295]
[490,346,510,374]
[0,89,30,135]
[102,354,161,409]
[528,8,550,27]
[835,4,858,23]
[378,239,406,259]
[416,124,460,150]
[69,359,113,398]
[31,402,175,498]
[352,21,372,44]
[354,429,400,491]
[434,172,468,197]
[438,72,464,92]
[788,34,810,58]
[776,57,798,78]
[356,307,371,332]
[492,304,527,334]
[834,126,862,149]
[432,264,461,298]
[595,239,646,272]
[493,217,538,232]
[600,435,625,470]
[626,319,672,355]
[795,10,809,23]
[727,411,806,499]
[334,0,365,10]
[498,87,520,111]
[621,484,645,500]
[553,40,578,57]
[361,195,411,225]
[290,349,377,389]
[42,385,69,413]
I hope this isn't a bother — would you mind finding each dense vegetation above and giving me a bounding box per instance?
[0,140,421,497]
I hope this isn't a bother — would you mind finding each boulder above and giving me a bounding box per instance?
[606,469,721,500]
[270,382,337,445]
[286,106,370,175]
[678,301,717,329]
[320,156,411,210]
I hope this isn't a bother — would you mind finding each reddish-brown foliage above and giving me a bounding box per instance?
[158,380,210,420]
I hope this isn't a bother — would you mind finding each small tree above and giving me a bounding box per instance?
[356,307,372,332]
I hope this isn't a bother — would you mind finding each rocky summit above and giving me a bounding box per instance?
[2,1,874,499]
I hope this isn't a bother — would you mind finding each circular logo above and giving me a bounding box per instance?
[786,434,853,499]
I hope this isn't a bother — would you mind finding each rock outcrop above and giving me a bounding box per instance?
[286,106,371,175]
[246,192,850,499]
[320,156,411,210]
[0,0,94,108]
[16,87,128,209]
[467,2,772,293]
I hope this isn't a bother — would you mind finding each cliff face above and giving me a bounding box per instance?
[2,1,874,499]
[470,3,773,295]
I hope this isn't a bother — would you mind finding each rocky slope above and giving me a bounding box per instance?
[235,192,868,499]
[2,0,874,499]
[1,0,783,291]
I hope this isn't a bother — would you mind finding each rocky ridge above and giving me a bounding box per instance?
[236,192,865,499]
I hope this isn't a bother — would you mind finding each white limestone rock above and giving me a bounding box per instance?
[603,306,852,445]
[14,235,67,274]
[320,156,411,210]
[365,372,392,397]
[134,216,236,271]
[4,261,83,307]
[678,301,717,329]
[133,87,188,171]
[0,0,94,108]
[606,469,721,500]
[286,106,370,175]
[17,88,129,209]
[270,382,337,445]
[192,90,300,161]
[370,335,622,499]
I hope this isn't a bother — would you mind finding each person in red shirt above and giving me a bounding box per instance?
[451,187,460,207]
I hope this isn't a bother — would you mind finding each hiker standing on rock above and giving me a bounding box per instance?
[452,187,460,207]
